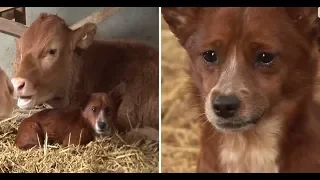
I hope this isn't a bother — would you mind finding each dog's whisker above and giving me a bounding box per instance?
[184,103,204,110]
[191,113,206,121]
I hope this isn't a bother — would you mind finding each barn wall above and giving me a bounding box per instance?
[0,7,159,78]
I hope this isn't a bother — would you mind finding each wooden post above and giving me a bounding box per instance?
[0,17,28,37]
[69,7,121,30]
[14,7,26,25]
[0,7,120,38]
[0,7,15,20]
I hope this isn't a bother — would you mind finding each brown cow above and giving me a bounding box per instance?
[11,13,159,140]
[15,85,125,150]
[0,67,14,118]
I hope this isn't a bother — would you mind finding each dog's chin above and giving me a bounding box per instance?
[95,129,106,135]
[95,129,111,136]
[212,116,262,133]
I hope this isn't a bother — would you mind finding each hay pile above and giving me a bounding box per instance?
[161,17,200,173]
[0,107,158,173]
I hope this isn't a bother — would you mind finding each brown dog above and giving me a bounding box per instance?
[162,7,320,172]
[0,67,14,118]
[15,83,125,150]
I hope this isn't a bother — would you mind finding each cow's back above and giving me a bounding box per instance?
[75,39,159,131]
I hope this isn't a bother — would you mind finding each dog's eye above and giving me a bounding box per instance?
[105,107,111,115]
[91,106,97,113]
[202,51,218,64]
[256,52,274,65]
[48,49,57,55]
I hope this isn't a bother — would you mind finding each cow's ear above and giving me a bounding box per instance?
[285,7,320,47]
[162,7,202,45]
[72,22,97,49]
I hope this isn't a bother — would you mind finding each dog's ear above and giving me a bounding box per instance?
[72,91,91,110]
[109,82,126,107]
[162,7,202,45]
[285,7,320,46]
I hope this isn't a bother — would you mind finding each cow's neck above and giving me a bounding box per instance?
[47,48,85,108]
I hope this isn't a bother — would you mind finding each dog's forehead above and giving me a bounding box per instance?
[197,8,293,48]
[101,94,110,106]
[86,94,101,106]
[90,93,110,106]
[202,8,288,33]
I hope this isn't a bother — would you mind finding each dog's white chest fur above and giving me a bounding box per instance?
[218,119,281,173]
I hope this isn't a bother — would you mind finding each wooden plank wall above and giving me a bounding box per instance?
[0,7,26,25]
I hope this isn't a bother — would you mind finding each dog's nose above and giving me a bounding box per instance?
[98,121,107,129]
[212,95,240,118]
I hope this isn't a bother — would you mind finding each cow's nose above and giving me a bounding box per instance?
[212,95,241,118]
[11,78,25,91]
[11,78,34,96]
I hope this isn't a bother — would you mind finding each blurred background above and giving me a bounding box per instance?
[161,16,200,172]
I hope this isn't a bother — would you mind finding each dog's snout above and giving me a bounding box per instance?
[97,120,107,129]
[212,95,240,118]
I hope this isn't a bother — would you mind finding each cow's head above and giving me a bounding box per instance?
[11,13,97,109]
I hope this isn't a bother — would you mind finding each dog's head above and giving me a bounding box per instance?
[74,83,126,135]
[162,7,320,133]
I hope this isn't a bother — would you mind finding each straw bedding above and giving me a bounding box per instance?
[0,107,159,173]
[161,17,201,173]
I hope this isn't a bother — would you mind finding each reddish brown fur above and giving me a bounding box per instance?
[15,89,124,150]
[0,67,14,118]
[162,7,320,172]
[12,13,159,134]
